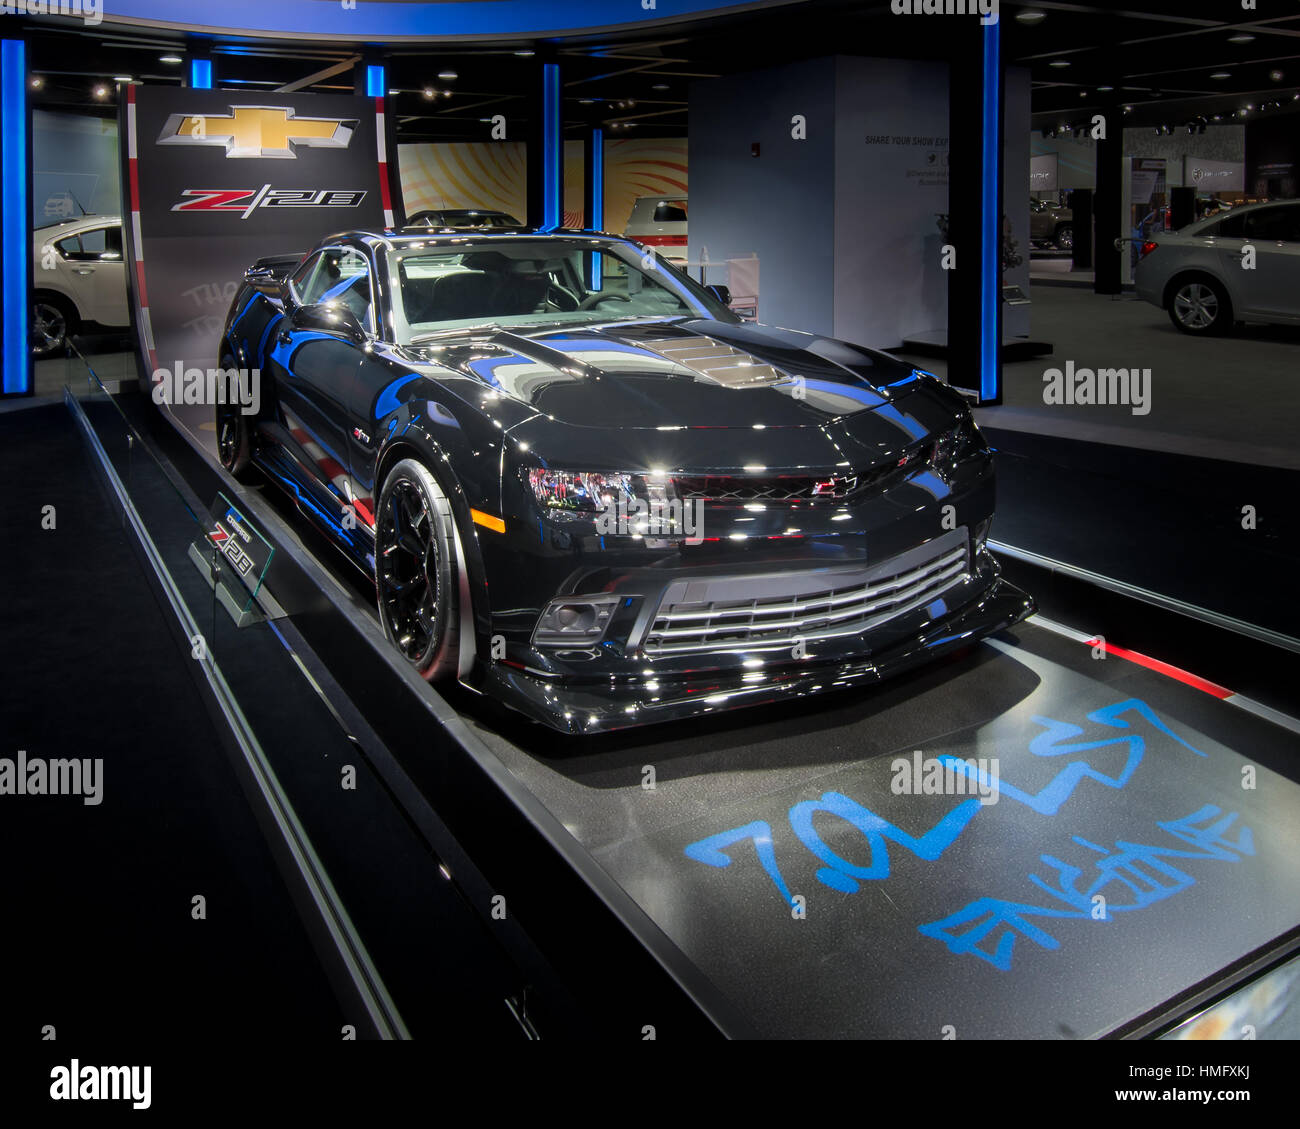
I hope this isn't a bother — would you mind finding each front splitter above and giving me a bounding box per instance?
[473,577,1036,734]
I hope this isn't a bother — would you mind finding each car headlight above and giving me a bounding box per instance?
[527,468,635,515]
[931,415,983,472]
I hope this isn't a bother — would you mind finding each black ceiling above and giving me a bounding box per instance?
[18,0,1300,138]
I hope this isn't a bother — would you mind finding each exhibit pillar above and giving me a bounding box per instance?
[583,127,604,233]
[526,62,563,230]
[947,20,1002,405]
[1094,105,1123,295]
[1,38,31,396]
[1069,188,1093,270]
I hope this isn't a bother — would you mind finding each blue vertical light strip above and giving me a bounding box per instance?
[590,127,604,230]
[980,20,1000,404]
[590,127,603,287]
[191,58,213,89]
[366,64,385,98]
[542,63,561,230]
[2,39,30,395]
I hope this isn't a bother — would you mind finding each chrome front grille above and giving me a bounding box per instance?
[642,537,969,656]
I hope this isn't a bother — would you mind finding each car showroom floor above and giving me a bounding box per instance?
[897,283,1300,472]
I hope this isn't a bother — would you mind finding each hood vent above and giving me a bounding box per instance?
[633,335,791,389]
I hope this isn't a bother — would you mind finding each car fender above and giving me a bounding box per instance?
[373,410,497,657]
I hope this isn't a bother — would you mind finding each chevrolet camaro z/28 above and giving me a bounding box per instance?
[216,228,1033,733]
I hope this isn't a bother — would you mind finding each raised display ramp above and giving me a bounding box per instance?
[83,382,1300,1040]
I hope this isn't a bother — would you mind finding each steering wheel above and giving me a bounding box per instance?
[544,281,581,311]
[577,292,632,311]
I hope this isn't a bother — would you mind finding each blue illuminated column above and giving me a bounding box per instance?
[190,57,213,90]
[526,61,564,229]
[2,39,31,396]
[584,126,604,287]
[979,21,1000,404]
[945,18,1003,406]
[365,64,386,99]
[542,63,562,230]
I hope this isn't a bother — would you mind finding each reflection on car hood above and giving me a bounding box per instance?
[413,318,925,429]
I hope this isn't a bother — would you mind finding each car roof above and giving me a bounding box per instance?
[325,227,637,250]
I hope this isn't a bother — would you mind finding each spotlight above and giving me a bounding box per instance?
[438,70,457,80]
[29,75,43,90]
[113,75,133,84]
[1049,60,1071,69]
[423,87,435,99]
[514,49,535,57]
[1270,70,1284,83]
[92,84,109,99]
[160,54,182,65]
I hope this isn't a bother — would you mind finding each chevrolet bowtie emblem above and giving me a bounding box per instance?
[156,106,357,159]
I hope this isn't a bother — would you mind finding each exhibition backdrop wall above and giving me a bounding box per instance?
[396,138,688,234]
[688,57,837,340]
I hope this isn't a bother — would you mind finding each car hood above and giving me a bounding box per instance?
[412,318,926,430]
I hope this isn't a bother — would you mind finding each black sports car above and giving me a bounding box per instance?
[217,228,1033,733]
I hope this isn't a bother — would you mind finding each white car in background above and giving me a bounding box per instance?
[32,214,130,358]
[624,195,689,268]
[1134,199,1300,335]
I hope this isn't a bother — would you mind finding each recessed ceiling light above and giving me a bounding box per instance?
[1016,10,1047,23]
[579,98,594,104]
[514,49,534,57]
[652,83,669,91]
[1270,70,1284,82]
[113,75,133,83]
[437,70,457,80]
[159,54,182,64]
[1097,85,1114,92]
[1049,60,1071,69]
[1227,34,1255,44]
[1210,72,1231,80]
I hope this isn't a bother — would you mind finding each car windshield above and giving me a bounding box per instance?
[386,237,735,343]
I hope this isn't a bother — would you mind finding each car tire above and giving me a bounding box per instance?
[1053,224,1073,251]
[214,355,259,482]
[375,457,460,682]
[1167,276,1233,336]
[32,294,78,359]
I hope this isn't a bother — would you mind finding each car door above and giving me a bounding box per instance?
[54,224,128,326]
[267,246,373,519]
[1236,205,1300,321]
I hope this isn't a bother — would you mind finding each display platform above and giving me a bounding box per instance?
[467,618,1300,1038]
[83,386,1300,1039]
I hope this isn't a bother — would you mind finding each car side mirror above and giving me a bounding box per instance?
[706,284,732,306]
[244,265,286,300]
[292,301,369,343]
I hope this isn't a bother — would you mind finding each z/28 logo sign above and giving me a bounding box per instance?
[173,184,368,220]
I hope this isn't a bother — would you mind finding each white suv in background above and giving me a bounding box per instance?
[32,214,131,358]
[624,195,689,268]
[1134,199,1300,335]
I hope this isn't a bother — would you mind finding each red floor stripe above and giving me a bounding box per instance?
[1086,638,1232,699]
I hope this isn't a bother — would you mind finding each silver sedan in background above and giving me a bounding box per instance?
[1134,199,1300,335]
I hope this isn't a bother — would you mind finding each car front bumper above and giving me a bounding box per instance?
[469,544,1035,734]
